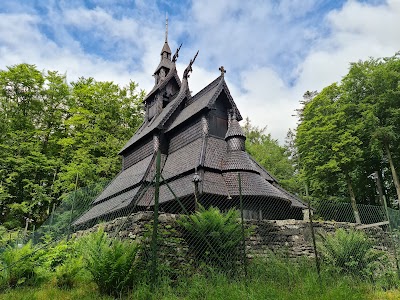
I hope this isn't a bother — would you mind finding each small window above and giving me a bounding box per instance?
[209,115,227,138]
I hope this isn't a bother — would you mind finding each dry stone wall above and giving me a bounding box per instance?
[74,212,391,260]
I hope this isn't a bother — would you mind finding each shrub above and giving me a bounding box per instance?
[38,239,72,272]
[55,256,84,289]
[177,205,249,272]
[0,241,39,289]
[318,228,385,278]
[83,228,139,297]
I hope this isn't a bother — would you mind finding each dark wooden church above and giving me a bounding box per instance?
[74,26,306,228]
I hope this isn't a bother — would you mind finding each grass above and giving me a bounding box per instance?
[0,273,386,300]
[0,282,112,300]
[0,257,398,300]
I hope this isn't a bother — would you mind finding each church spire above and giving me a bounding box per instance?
[165,13,168,42]
[160,13,172,58]
[152,15,175,81]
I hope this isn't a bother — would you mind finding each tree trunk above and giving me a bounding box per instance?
[384,142,400,204]
[346,172,361,224]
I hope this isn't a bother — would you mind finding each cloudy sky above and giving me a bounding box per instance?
[0,0,399,143]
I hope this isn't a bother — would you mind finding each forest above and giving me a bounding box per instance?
[0,64,145,228]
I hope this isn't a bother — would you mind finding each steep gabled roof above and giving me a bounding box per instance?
[73,187,140,226]
[143,66,181,102]
[119,75,189,154]
[166,75,242,133]
[92,155,154,204]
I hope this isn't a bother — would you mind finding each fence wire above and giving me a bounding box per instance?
[3,160,400,291]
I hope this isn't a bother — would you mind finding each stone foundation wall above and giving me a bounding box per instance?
[74,212,391,260]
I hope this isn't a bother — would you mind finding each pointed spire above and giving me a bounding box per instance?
[225,109,246,141]
[165,12,168,42]
[160,13,171,56]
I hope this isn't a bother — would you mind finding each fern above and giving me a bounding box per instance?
[55,256,84,289]
[82,228,139,297]
[318,228,385,277]
[0,241,38,289]
[178,205,249,271]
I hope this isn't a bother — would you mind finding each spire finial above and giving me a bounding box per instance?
[183,50,199,79]
[172,43,182,63]
[165,13,168,42]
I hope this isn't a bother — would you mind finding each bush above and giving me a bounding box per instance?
[0,241,39,289]
[55,256,84,289]
[83,228,139,297]
[38,239,72,272]
[177,205,249,272]
[318,228,385,278]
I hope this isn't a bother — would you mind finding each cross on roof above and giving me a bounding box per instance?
[219,66,226,76]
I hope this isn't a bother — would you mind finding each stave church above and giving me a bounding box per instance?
[74,22,307,228]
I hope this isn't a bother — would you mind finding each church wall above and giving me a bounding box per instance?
[208,96,228,138]
[168,118,202,153]
[123,136,154,170]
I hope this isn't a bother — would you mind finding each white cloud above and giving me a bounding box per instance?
[0,8,159,91]
[295,0,400,96]
[235,67,297,141]
[1,0,400,145]
[236,0,400,143]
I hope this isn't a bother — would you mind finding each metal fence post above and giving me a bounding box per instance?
[375,171,400,278]
[305,182,321,285]
[150,149,161,288]
[67,173,79,241]
[238,172,247,277]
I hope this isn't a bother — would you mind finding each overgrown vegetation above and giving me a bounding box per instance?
[318,228,397,288]
[318,229,381,274]
[178,205,249,272]
[83,228,139,297]
[1,222,400,299]
[0,242,38,289]
[0,251,394,300]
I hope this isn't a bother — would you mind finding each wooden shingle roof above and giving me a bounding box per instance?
[74,35,308,227]
[119,72,189,154]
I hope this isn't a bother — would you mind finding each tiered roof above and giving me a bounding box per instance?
[73,26,306,227]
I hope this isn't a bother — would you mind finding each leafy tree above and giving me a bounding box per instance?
[297,84,363,222]
[55,78,144,193]
[0,64,144,229]
[0,64,60,227]
[243,118,300,193]
[296,52,400,215]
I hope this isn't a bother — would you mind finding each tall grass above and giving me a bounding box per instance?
[0,254,381,300]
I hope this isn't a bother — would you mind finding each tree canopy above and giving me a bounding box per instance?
[243,118,301,194]
[296,53,400,210]
[0,64,144,228]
